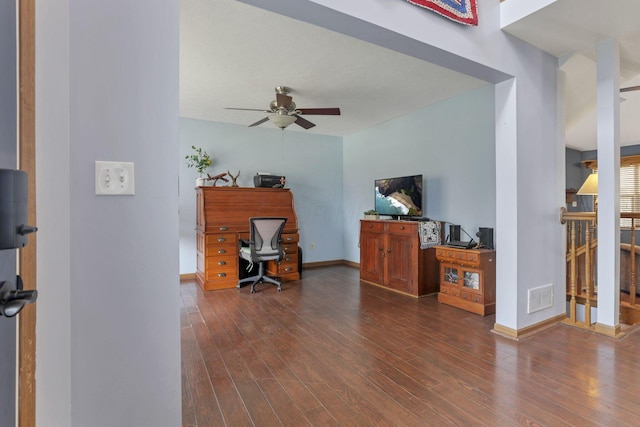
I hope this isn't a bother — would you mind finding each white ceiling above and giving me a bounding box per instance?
[180,0,640,151]
[502,0,640,152]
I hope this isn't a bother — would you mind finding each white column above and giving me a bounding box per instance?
[494,78,518,331]
[595,39,621,336]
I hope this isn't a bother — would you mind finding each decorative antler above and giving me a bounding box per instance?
[206,172,228,187]
[228,170,240,187]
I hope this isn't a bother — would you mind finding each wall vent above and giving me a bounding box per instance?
[528,284,553,313]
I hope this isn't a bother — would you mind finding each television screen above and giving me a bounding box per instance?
[374,175,423,217]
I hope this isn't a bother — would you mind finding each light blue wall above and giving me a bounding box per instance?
[0,0,15,168]
[242,0,564,331]
[36,1,181,426]
[180,86,495,271]
[343,85,496,262]
[0,2,17,426]
[566,147,591,212]
[565,148,584,191]
[179,119,343,273]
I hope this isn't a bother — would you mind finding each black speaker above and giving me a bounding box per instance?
[449,224,460,242]
[476,227,494,249]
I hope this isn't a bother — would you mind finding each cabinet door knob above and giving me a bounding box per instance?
[218,237,226,242]
[218,273,226,277]
[218,249,226,254]
[284,267,293,272]
[218,261,226,266]
[387,249,391,253]
[219,226,228,231]
[286,237,293,241]
[400,226,405,230]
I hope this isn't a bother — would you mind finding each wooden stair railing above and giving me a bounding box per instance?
[560,209,640,328]
[560,208,597,328]
[621,213,640,307]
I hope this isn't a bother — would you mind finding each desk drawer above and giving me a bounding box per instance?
[205,255,237,269]
[281,233,299,244]
[455,251,479,266]
[282,242,298,254]
[387,222,415,236]
[436,247,480,266]
[460,290,482,304]
[266,263,300,281]
[205,233,236,246]
[435,247,456,262]
[440,284,459,297]
[205,243,236,256]
[361,221,385,233]
[278,264,297,275]
[279,252,298,269]
[204,262,238,281]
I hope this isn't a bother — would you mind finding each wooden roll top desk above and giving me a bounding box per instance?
[195,187,300,291]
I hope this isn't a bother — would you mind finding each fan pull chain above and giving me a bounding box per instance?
[281,129,285,160]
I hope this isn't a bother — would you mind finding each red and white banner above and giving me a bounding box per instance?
[406,0,478,26]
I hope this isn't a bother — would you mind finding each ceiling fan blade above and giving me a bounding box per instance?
[276,93,292,109]
[621,86,640,93]
[225,107,270,112]
[294,115,316,129]
[296,107,341,115]
[248,117,269,127]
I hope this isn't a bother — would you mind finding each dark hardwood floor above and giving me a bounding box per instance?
[181,265,640,426]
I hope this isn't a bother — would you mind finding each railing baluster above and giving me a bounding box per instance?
[584,223,592,326]
[577,221,583,295]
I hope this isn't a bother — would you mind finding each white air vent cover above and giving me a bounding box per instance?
[528,284,553,313]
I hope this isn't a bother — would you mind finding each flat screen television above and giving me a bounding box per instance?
[374,174,423,218]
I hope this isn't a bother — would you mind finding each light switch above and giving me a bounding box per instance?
[95,161,135,195]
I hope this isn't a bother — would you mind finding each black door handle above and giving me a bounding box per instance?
[0,277,37,318]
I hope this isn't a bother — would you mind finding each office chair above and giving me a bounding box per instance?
[237,217,287,293]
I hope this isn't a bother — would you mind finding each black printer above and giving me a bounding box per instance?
[253,174,285,188]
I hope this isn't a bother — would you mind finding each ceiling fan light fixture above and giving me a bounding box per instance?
[268,114,296,129]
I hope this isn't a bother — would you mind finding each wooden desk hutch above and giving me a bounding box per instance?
[195,187,300,291]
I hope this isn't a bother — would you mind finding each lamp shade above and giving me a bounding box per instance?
[577,172,598,195]
[268,114,296,129]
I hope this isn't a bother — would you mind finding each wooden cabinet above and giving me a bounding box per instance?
[435,246,496,316]
[359,220,441,297]
[196,187,300,291]
[360,221,385,283]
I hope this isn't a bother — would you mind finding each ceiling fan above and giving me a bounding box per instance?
[621,85,640,93]
[225,86,341,130]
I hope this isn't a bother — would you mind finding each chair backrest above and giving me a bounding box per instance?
[249,217,287,259]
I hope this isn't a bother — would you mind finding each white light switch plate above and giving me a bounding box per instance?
[95,161,135,195]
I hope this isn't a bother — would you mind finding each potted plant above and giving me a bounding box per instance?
[364,210,379,220]
[185,145,212,186]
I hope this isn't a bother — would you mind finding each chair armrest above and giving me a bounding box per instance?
[238,239,252,252]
